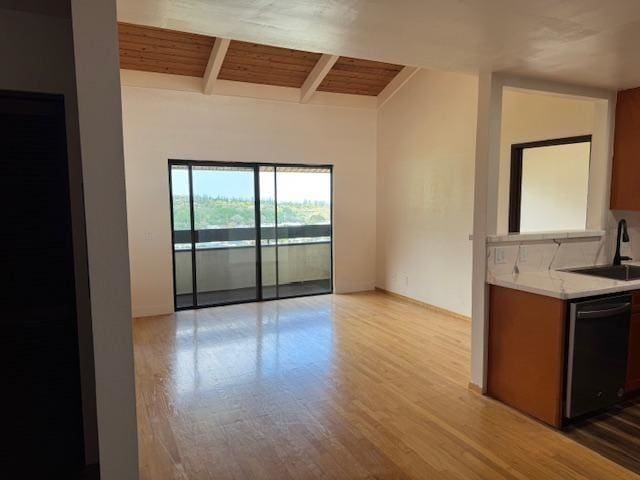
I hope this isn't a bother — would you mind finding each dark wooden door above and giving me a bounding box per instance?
[1,91,86,474]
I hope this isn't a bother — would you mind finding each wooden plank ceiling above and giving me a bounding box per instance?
[218,41,322,88]
[318,57,405,96]
[118,23,405,96]
[119,23,215,77]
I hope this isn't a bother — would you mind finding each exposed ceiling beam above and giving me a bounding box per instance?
[203,37,231,94]
[300,54,339,103]
[377,66,420,108]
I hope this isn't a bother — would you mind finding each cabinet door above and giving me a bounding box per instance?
[488,286,567,427]
[627,313,640,392]
[610,87,640,211]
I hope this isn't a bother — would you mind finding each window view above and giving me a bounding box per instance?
[275,167,332,298]
[170,165,194,308]
[193,165,258,305]
[259,166,277,300]
[170,161,332,309]
[509,136,591,233]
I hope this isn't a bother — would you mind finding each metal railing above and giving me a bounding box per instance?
[173,224,331,244]
[173,241,331,295]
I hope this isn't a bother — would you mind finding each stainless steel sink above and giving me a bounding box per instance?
[566,264,640,281]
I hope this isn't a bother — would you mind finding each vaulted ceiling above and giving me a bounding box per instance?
[119,23,215,77]
[116,0,640,91]
[118,22,407,99]
[217,40,321,89]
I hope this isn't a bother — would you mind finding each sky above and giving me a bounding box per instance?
[171,167,331,203]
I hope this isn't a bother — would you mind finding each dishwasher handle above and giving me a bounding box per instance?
[577,302,631,319]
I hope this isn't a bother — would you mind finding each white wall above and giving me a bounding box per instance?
[376,69,478,317]
[122,87,377,317]
[71,0,139,478]
[498,89,596,233]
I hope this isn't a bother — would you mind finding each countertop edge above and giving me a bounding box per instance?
[487,277,569,299]
[486,276,640,300]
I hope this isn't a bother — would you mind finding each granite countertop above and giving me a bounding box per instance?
[487,264,640,300]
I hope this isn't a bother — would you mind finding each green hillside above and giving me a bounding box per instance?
[172,196,330,230]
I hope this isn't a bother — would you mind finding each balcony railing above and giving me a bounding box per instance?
[173,224,331,244]
[172,224,332,296]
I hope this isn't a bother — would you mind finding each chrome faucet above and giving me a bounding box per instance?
[613,219,632,266]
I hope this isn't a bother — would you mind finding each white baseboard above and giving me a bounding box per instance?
[132,304,173,318]
[374,286,471,321]
[334,283,376,294]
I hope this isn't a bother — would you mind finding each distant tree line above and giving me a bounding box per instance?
[172,196,330,230]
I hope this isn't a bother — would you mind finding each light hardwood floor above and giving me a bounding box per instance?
[134,292,639,479]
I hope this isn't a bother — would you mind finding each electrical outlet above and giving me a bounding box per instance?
[495,247,506,264]
[518,246,527,263]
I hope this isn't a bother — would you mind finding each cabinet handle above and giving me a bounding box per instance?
[577,303,631,319]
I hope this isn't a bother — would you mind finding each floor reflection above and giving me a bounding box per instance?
[135,293,633,480]
[172,299,335,401]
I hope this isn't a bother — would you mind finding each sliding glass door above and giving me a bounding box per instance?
[192,164,258,305]
[170,165,195,309]
[259,166,278,300]
[275,167,332,298]
[169,161,332,309]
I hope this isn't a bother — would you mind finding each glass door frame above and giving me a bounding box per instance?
[168,159,334,311]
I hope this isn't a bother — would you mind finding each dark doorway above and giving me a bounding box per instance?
[1,91,90,475]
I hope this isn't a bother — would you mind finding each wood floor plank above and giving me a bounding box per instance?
[134,292,640,479]
[565,397,640,475]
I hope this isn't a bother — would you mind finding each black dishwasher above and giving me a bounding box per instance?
[566,294,631,419]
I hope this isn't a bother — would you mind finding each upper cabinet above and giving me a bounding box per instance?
[611,87,640,210]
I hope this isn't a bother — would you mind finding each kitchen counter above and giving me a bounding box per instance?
[487,265,640,300]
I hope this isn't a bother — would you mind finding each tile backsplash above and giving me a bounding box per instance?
[486,211,640,278]
[486,212,640,278]
[487,237,608,277]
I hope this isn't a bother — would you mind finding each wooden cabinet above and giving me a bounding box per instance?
[488,287,640,427]
[610,87,640,210]
[488,286,567,427]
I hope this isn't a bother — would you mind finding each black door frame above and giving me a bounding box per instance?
[168,159,334,311]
